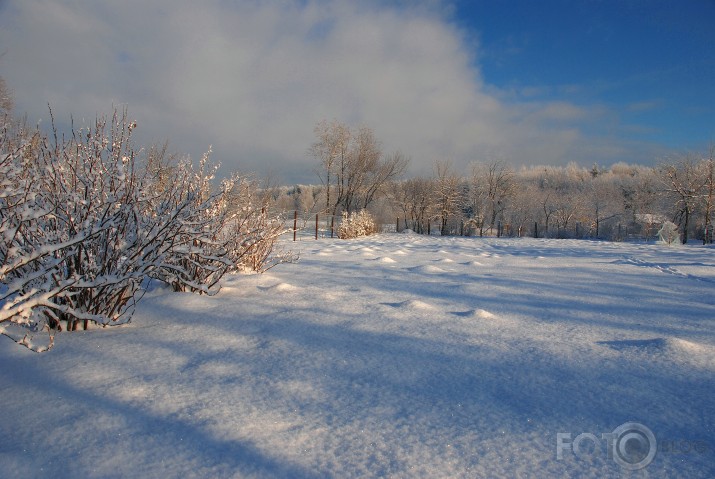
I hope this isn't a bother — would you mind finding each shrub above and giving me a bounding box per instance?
[223,180,297,273]
[0,108,293,351]
[338,210,377,239]
[1,110,154,350]
[658,221,680,245]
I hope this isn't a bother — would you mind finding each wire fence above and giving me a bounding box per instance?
[278,210,399,241]
[276,210,714,244]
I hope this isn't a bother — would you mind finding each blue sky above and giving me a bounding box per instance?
[1,0,713,182]
[451,0,715,148]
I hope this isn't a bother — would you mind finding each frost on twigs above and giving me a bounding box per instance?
[223,179,297,273]
[0,108,157,350]
[338,210,377,239]
[658,221,681,245]
[0,107,294,351]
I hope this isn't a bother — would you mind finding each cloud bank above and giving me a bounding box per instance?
[0,0,667,182]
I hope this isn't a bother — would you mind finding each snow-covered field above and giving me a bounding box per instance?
[1,233,714,478]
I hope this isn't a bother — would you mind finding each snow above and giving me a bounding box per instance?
[1,234,714,478]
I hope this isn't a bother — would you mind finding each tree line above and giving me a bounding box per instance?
[273,120,714,244]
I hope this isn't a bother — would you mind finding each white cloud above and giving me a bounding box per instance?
[0,0,666,182]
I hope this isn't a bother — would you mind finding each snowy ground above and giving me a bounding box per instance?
[1,233,714,478]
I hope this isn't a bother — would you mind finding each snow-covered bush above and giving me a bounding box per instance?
[223,180,296,273]
[0,111,153,349]
[658,221,680,245]
[338,210,377,239]
[0,108,293,351]
[146,149,236,295]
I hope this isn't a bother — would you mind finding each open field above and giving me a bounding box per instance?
[1,234,714,478]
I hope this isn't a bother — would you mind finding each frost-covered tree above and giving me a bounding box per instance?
[393,177,434,234]
[659,157,708,244]
[311,119,350,213]
[433,160,463,236]
[482,160,515,234]
[311,120,407,216]
[466,162,489,235]
[697,149,714,243]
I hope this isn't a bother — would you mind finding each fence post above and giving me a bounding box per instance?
[534,222,538,238]
[315,213,319,240]
[331,216,335,238]
[293,210,297,241]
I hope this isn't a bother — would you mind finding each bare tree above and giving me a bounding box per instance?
[537,186,558,237]
[433,160,463,235]
[483,160,515,234]
[466,162,489,235]
[360,150,409,210]
[310,120,408,216]
[310,119,350,213]
[393,177,434,233]
[508,182,540,237]
[340,126,380,214]
[698,147,714,243]
[659,156,708,244]
[584,175,620,237]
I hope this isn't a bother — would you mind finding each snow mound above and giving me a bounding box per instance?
[375,256,396,263]
[462,260,483,267]
[671,338,715,355]
[383,299,435,310]
[259,282,299,292]
[452,308,496,319]
[436,257,454,263]
[408,265,446,274]
[596,337,715,366]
